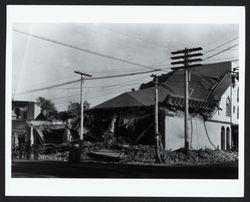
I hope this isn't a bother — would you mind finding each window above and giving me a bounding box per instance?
[237,88,239,102]
[221,126,225,150]
[226,127,231,150]
[226,97,231,116]
[237,106,239,119]
[233,106,235,113]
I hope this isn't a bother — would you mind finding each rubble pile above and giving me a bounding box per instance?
[81,142,107,160]
[38,151,69,161]
[39,143,69,154]
[124,145,238,165]
[35,142,238,165]
[125,145,155,163]
[163,148,238,165]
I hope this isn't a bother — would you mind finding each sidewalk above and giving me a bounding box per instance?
[12,159,238,179]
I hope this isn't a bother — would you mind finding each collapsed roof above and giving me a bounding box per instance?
[27,120,66,144]
[92,62,232,112]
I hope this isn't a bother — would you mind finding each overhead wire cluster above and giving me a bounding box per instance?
[13,28,239,109]
[203,37,239,61]
[47,75,150,102]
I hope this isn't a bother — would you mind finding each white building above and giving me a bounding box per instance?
[165,66,239,150]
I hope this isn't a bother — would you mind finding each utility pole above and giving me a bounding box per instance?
[74,71,92,141]
[151,74,162,163]
[171,47,203,153]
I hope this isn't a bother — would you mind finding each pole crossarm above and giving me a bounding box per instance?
[74,71,92,78]
[171,53,203,60]
[171,47,203,55]
[171,47,203,71]
[171,58,202,65]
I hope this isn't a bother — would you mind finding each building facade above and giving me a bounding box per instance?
[164,78,239,150]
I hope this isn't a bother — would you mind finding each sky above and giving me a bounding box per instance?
[12,23,239,111]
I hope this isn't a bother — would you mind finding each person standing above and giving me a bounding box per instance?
[32,144,39,160]
[25,140,31,160]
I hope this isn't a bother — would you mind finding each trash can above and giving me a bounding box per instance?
[69,140,81,163]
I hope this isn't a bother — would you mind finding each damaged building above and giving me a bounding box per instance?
[89,61,239,151]
[12,100,70,156]
[12,100,41,150]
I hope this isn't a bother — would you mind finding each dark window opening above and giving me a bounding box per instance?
[226,97,231,117]
[221,126,225,150]
[226,127,231,150]
[237,88,239,102]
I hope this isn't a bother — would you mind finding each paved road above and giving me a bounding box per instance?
[12,160,238,179]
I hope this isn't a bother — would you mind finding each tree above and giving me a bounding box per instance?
[84,101,90,111]
[56,111,70,121]
[67,101,90,116]
[36,97,58,120]
[67,102,81,116]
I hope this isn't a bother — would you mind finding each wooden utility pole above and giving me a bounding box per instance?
[74,71,92,141]
[151,74,162,163]
[171,47,203,153]
[184,66,190,151]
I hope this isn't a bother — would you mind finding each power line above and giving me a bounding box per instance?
[51,77,146,99]
[14,52,238,96]
[90,68,148,74]
[203,57,238,64]
[15,54,239,96]
[86,69,163,80]
[15,79,81,95]
[14,30,240,100]
[14,76,147,92]
[48,80,146,99]
[19,35,237,89]
[99,26,169,50]
[13,29,157,70]
[203,44,239,60]
[55,89,127,104]
[21,56,237,99]
[14,68,163,95]
[85,74,150,90]
[203,37,238,54]
[13,74,150,98]
[49,85,137,102]
[204,48,238,53]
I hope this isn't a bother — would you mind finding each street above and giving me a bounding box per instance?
[12,160,238,179]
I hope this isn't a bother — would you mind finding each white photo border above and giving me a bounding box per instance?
[5,5,245,197]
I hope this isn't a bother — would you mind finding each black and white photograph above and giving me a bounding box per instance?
[5,6,245,197]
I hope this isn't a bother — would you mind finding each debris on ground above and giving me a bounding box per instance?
[125,145,238,165]
[87,149,125,162]
[35,142,238,165]
[38,151,69,161]
[39,143,69,154]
